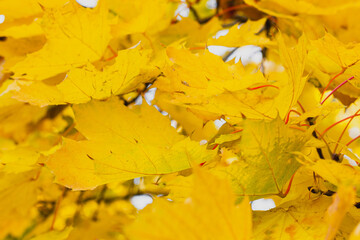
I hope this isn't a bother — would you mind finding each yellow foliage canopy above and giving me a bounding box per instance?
[0,0,359,239]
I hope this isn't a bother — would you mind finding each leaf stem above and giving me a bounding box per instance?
[212,144,219,150]
[314,129,334,158]
[321,76,354,105]
[282,171,296,197]
[50,188,67,230]
[104,45,117,61]
[346,135,360,146]
[297,100,306,113]
[321,113,360,137]
[289,125,306,132]
[247,84,279,90]
[284,109,302,124]
[231,129,243,134]
[321,68,346,101]
[334,108,360,153]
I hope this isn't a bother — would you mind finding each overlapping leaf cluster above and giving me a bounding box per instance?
[0,0,360,239]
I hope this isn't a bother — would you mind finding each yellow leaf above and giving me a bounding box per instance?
[30,227,72,240]
[276,33,308,117]
[0,169,40,238]
[155,48,279,120]
[308,33,360,90]
[12,80,65,106]
[159,18,221,48]
[111,0,176,37]
[325,186,356,240]
[0,36,46,69]
[244,0,360,17]
[252,195,353,240]
[0,0,68,23]
[10,0,111,80]
[213,117,311,198]
[208,18,275,47]
[0,147,40,173]
[350,222,360,240]
[12,47,154,106]
[67,209,130,240]
[47,98,215,190]
[58,47,152,102]
[307,159,360,192]
[0,96,46,141]
[125,169,252,240]
[0,20,43,39]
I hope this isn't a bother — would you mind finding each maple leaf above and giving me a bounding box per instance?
[47,98,215,190]
[155,33,307,121]
[213,116,311,198]
[110,0,176,37]
[125,169,252,240]
[0,169,40,238]
[158,17,221,48]
[253,194,357,240]
[0,0,68,24]
[0,36,46,70]
[306,159,360,193]
[325,186,356,240]
[307,32,360,99]
[208,18,275,48]
[244,0,360,17]
[10,0,111,80]
[155,47,273,120]
[11,47,156,106]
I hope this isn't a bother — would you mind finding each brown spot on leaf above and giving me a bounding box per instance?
[285,224,296,239]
